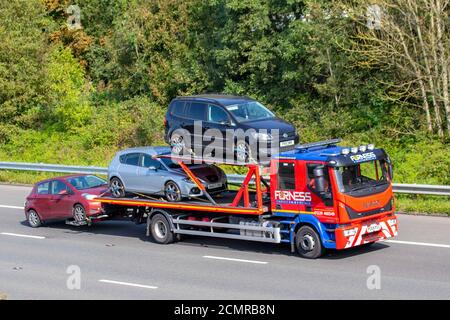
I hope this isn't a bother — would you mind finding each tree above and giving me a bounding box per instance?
[0,0,50,128]
[104,0,209,104]
[348,0,450,136]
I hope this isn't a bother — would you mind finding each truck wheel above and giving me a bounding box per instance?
[150,213,174,244]
[27,209,42,228]
[295,225,325,259]
[110,177,125,198]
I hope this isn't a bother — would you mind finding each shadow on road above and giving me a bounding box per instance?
[19,218,392,260]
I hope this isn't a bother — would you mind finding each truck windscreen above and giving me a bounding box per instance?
[333,160,390,195]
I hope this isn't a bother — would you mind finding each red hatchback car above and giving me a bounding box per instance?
[24,174,108,227]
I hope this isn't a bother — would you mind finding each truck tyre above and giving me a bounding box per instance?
[295,225,325,259]
[27,209,42,228]
[150,213,174,244]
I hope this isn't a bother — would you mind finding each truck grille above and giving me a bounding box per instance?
[345,199,392,219]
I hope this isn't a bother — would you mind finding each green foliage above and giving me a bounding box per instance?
[0,0,51,128]
[76,96,165,149]
[395,195,450,215]
[45,46,93,131]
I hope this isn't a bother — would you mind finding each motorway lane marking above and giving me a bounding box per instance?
[98,279,158,289]
[384,239,450,249]
[1,232,45,239]
[0,205,24,210]
[203,255,268,264]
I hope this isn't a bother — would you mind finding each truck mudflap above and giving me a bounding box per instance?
[335,214,398,249]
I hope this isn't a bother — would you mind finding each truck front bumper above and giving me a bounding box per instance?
[335,214,398,249]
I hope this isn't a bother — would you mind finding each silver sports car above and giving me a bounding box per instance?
[108,146,227,201]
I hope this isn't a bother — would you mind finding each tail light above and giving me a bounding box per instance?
[163,116,167,127]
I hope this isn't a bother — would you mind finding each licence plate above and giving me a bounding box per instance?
[207,183,222,189]
[280,140,295,147]
[366,223,382,233]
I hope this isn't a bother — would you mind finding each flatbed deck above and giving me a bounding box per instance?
[96,190,270,215]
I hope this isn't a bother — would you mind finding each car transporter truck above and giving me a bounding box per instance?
[92,138,398,259]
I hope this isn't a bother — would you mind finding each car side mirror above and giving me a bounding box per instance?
[58,189,69,196]
[220,119,234,126]
[148,166,157,171]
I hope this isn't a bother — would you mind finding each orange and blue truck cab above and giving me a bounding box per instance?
[269,139,398,252]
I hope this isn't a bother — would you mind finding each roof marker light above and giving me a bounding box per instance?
[351,147,358,153]
[367,144,375,150]
[341,148,350,155]
[359,145,367,152]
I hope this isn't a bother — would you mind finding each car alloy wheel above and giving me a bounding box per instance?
[170,134,186,155]
[236,141,255,163]
[110,178,125,198]
[165,181,181,202]
[73,204,86,222]
[28,210,42,228]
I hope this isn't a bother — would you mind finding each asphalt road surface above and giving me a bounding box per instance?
[0,184,449,299]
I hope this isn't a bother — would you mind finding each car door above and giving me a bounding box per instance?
[34,181,52,220]
[49,180,75,219]
[135,153,167,194]
[204,104,233,157]
[120,153,141,191]
[183,102,207,153]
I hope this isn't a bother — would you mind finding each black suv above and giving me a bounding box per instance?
[164,94,299,162]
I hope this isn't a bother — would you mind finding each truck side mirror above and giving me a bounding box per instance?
[313,166,325,193]
[386,157,393,180]
[388,163,393,180]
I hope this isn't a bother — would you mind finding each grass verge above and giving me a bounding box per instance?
[1,170,448,216]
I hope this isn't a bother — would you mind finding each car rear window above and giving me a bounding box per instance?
[37,182,50,195]
[186,102,207,121]
[120,153,140,166]
[170,100,185,117]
